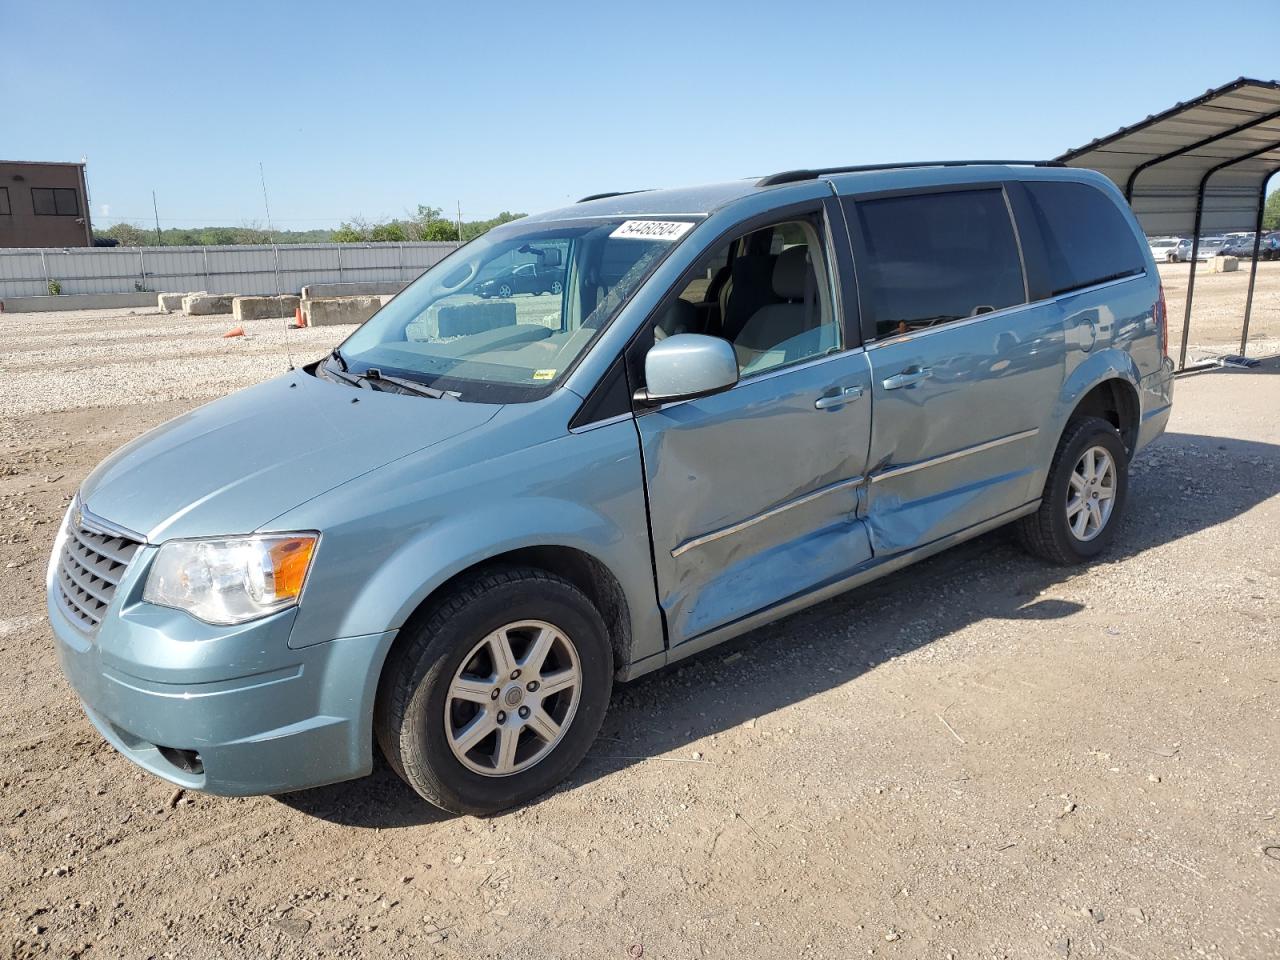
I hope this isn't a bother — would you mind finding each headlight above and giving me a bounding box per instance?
[143,534,318,625]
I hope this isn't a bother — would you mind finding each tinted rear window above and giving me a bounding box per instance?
[852,188,1026,338]
[1022,181,1145,296]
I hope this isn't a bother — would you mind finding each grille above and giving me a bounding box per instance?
[55,517,142,633]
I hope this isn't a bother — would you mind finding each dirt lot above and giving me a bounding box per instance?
[1159,259,1280,361]
[1,306,1278,960]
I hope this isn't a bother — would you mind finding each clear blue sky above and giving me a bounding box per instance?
[4,0,1276,229]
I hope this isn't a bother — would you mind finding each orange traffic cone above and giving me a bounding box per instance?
[222,326,245,338]
[293,305,306,329]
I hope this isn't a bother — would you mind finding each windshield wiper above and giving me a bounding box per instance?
[364,368,457,400]
[323,349,455,399]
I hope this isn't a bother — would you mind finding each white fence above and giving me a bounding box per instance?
[0,242,461,299]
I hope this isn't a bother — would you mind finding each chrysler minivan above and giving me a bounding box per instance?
[49,162,1174,814]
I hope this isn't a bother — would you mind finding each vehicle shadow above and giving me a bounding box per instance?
[277,424,1280,828]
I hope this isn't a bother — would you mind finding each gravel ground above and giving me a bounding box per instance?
[1,307,1277,960]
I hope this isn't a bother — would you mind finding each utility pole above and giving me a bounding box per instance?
[259,161,274,236]
[456,201,463,244]
[151,191,162,245]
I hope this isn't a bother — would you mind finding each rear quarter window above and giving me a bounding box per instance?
[1021,181,1146,296]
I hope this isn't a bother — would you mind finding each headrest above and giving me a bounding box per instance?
[773,245,811,300]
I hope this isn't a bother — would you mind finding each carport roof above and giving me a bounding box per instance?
[1057,77,1280,238]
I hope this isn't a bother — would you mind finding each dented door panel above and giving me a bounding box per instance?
[864,301,1065,553]
[638,353,874,644]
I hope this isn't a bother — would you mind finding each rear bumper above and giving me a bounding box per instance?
[1136,358,1175,454]
[49,571,396,796]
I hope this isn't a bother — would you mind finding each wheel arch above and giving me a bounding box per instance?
[1069,378,1140,454]
[395,544,635,675]
[1057,354,1142,457]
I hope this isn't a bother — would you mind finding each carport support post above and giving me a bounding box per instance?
[1238,177,1271,357]
[1178,203,1205,372]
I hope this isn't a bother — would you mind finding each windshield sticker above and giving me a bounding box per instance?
[610,220,694,242]
[532,368,557,381]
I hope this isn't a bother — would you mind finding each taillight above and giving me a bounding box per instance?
[1155,283,1169,358]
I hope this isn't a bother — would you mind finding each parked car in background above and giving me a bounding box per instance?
[1196,236,1227,260]
[1149,237,1191,262]
[49,163,1174,815]
[474,259,565,298]
[1220,234,1257,258]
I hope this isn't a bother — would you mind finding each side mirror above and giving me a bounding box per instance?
[636,334,739,404]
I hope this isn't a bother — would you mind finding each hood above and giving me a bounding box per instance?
[80,371,501,541]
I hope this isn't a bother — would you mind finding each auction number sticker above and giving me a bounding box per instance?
[610,220,694,242]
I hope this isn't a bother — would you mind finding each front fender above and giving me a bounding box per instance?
[338,496,656,654]
[275,417,664,666]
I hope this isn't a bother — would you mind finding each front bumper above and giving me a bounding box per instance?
[47,547,396,796]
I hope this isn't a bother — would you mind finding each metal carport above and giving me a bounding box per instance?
[1056,77,1280,369]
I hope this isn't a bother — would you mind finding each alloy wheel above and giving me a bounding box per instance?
[1066,445,1116,541]
[444,620,582,777]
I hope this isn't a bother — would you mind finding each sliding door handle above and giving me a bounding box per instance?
[882,367,932,390]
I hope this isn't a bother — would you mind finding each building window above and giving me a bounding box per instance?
[32,187,81,216]
[0,187,10,215]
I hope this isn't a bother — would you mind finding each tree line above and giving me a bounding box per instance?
[94,205,526,246]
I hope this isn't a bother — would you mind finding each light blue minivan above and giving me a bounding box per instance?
[48,162,1174,814]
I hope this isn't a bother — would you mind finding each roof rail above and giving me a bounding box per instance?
[576,189,652,203]
[756,160,1066,187]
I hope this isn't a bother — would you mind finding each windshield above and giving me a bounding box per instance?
[336,216,696,401]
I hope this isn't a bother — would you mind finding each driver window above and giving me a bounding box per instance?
[652,217,839,378]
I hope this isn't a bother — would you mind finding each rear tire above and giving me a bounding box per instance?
[1016,416,1128,565]
[375,567,613,815]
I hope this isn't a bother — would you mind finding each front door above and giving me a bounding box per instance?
[631,207,874,644]
[842,183,1065,554]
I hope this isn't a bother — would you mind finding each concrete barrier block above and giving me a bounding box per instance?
[300,280,408,300]
[1211,255,1238,273]
[302,296,382,327]
[157,293,185,312]
[232,295,301,323]
[182,292,236,316]
[0,292,159,313]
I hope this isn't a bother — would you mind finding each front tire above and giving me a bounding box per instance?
[1016,416,1128,565]
[375,567,613,815]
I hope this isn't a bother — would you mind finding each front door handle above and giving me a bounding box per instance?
[882,366,932,390]
[814,385,865,410]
